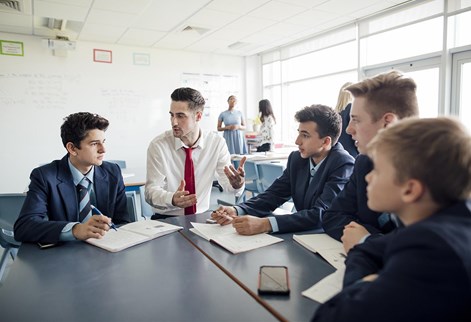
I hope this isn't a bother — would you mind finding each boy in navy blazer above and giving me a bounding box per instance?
[212,104,355,235]
[322,70,419,252]
[14,112,130,244]
[312,117,471,322]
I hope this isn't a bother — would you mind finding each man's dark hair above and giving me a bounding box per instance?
[60,112,109,148]
[295,104,341,145]
[171,87,206,112]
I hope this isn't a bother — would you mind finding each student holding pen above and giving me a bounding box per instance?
[14,112,130,245]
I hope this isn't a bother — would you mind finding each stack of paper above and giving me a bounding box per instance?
[190,222,283,254]
[293,234,346,270]
[86,220,182,252]
[302,267,345,303]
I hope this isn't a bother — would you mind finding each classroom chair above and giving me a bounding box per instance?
[125,191,138,222]
[108,160,127,169]
[0,193,26,283]
[257,162,284,191]
[240,160,263,201]
[139,185,154,219]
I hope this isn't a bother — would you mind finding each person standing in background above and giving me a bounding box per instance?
[256,99,276,152]
[335,82,358,158]
[217,95,248,154]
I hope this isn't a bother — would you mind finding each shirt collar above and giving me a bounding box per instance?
[309,157,325,172]
[68,157,95,186]
[173,130,205,151]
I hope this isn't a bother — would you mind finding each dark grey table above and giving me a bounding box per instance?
[166,212,336,322]
[0,232,278,322]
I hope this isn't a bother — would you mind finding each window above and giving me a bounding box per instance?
[452,51,471,131]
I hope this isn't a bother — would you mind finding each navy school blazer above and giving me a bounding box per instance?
[14,155,130,244]
[238,142,355,233]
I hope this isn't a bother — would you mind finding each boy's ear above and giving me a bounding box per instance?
[383,113,398,127]
[65,142,78,156]
[322,136,332,148]
[401,179,425,203]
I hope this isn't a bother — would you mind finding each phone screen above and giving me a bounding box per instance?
[258,265,290,295]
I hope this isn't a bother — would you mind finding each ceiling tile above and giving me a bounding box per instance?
[314,0,379,14]
[133,0,208,32]
[277,0,328,9]
[285,8,338,27]
[206,0,270,14]
[92,0,153,14]
[184,8,239,30]
[34,0,90,21]
[248,1,308,21]
[86,9,138,27]
[118,28,166,46]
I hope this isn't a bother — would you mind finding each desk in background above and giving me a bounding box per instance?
[0,233,277,322]
[166,212,335,322]
[123,168,145,192]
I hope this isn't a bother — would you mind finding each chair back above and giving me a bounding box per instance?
[125,191,138,222]
[0,193,26,247]
[139,185,154,219]
[257,162,284,191]
[108,160,127,169]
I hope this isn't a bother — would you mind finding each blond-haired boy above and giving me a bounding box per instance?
[313,117,471,322]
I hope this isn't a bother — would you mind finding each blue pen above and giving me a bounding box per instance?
[90,205,118,231]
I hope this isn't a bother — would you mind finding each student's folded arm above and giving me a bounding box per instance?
[342,233,391,287]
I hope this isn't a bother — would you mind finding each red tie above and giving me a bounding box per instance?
[183,147,196,215]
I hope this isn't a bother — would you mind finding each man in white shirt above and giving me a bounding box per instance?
[145,87,245,217]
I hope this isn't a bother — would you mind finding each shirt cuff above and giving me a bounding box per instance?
[359,233,371,244]
[268,217,278,233]
[234,206,245,216]
[60,222,80,241]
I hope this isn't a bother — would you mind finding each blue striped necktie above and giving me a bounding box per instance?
[309,167,316,184]
[77,177,91,222]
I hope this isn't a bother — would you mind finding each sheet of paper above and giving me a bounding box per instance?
[122,220,182,238]
[302,267,345,304]
[190,222,283,254]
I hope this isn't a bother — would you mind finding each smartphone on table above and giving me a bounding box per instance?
[258,265,290,295]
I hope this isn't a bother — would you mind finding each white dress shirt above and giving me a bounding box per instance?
[145,130,243,216]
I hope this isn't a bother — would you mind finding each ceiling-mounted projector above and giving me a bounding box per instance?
[42,38,76,50]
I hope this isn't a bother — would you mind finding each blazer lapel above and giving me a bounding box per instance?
[57,156,78,221]
[94,166,110,214]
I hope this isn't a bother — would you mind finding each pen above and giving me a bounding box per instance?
[90,205,118,231]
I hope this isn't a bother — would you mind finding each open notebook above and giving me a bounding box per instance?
[190,222,283,254]
[86,220,182,252]
[293,233,346,270]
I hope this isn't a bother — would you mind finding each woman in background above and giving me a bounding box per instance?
[256,99,276,152]
[335,82,358,158]
[217,95,248,154]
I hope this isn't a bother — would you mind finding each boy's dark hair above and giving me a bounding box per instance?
[295,104,342,145]
[171,87,206,112]
[60,112,109,148]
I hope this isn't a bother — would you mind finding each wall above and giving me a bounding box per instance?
[0,32,246,192]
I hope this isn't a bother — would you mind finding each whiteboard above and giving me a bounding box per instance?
[0,33,244,192]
